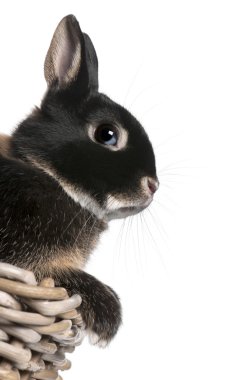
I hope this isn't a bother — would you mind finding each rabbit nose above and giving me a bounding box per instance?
[147,177,159,194]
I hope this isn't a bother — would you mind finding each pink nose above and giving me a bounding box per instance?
[147,177,159,194]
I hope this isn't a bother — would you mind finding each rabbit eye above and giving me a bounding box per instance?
[94,124,118,146]
[88,123,127,151]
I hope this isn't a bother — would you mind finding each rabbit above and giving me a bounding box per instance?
[0,15,159,346]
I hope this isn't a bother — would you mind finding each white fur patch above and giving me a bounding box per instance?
[27,156,105,220]
[106,194,135,211]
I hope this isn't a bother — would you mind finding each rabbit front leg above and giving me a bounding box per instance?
[54,269,122,346]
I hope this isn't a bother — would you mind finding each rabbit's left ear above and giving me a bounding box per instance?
[83,33,98,91]
[44,15,98,91]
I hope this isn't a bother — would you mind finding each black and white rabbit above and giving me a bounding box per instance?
[0,15,159,346]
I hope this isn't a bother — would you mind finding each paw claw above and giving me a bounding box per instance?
[88,331,99,345]
[98,339,108,348]
[88,331,108,348]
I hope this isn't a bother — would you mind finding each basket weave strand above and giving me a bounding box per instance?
[0,263,85,380]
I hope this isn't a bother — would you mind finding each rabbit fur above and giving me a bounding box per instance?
[0,15,158,345]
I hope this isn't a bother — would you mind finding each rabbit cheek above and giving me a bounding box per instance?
[26,155,106,220]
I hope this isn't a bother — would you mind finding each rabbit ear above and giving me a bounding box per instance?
[44,15,83,88]
[83,33,98,91]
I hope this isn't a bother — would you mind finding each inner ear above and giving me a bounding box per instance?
[44,15,83,87]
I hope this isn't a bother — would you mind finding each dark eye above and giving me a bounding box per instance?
[94,124,118,146]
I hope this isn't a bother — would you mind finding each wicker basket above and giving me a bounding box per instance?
[0,263,85,380]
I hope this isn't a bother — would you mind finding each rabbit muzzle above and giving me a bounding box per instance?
[104,176,159,220]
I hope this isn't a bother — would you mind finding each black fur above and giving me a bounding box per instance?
[0,15,158,345]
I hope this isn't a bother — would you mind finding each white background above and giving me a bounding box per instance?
[0,1,232,379]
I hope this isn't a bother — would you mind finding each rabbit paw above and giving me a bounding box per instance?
[80,284,122,347]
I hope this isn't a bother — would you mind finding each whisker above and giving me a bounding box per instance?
[61,208,82,236]
[159,164,201,171]
[139,212,148,268]
[152,198,174,214]
[116,218,127,266]
[141,211,167,272]
[139,104,159,120]
[159,172,194,178]
[155,189,179,204]
[147,207,169,243]
[158,158,193,170]
[61,190,102,239]
[127,83,158,109]
[154,132,184,150]
[123,63,143,106]
[136,214,144,277]
[125,216,133,273]
[158,177,190,185]
[73,210,95,247]
[84,215,99,253]
[131,214,140,275]
[156,183,174,190]
[158,166,201,174]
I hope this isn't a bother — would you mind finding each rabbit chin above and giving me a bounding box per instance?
[104,194,153,221]
[105,205,146,221]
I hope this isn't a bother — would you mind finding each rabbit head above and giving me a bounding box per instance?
[12,15,159,221]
